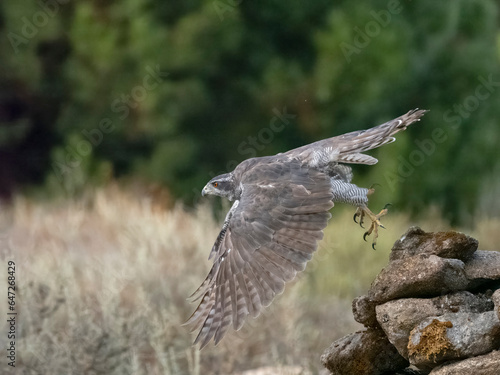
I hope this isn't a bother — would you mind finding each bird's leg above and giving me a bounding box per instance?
[338,181,388,247]
[353,183,378,228]
[358,204,391,249]
[366,183,379,196]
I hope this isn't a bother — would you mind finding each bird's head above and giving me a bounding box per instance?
[202,173,237,201]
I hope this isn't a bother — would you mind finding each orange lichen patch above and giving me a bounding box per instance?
[408,319,454,362]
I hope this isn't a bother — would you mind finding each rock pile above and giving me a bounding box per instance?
[321,227,500,374]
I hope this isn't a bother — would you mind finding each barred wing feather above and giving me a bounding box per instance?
[184,161,334,348]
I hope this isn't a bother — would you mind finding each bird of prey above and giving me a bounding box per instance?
[185,109,427,348]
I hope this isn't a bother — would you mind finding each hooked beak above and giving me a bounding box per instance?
[201,185,210,197]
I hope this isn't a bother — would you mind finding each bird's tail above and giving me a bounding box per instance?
[284,108,428,166]
[334,108,428,157]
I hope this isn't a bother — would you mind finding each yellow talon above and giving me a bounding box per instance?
[355,204,390,249]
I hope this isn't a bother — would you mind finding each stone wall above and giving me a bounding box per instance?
[321,227,500,374]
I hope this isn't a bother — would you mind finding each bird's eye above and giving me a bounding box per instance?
[213,182,218,187]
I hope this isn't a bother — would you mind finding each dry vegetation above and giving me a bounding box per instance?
[1,187,499,375]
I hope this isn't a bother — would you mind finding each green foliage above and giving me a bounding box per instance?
[1,0,500,223]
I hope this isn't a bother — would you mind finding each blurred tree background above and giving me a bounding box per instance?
[1,0,500,225]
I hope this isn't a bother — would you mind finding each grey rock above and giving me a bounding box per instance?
[321,328,408,375]
[390,227,478,262]
[429,350,500,374]
[352,295,378,328]
[407,312,500,371]
[376,291,494,359]
[323,227,500,375]
[465,250,500,287]
[368,254,468,304]
[493,289,500,321]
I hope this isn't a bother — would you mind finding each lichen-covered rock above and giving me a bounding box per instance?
[390,227,478,262]
[464,250,500,287]
[368,254,468,303]
[376,291,494,359]
[408,312,500,371]
[352,295,378,328]
[321,328,408,375]
[429,350,500,374]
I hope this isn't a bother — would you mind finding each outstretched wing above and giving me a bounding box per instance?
[284,108,428,166]
[184,160,334,348]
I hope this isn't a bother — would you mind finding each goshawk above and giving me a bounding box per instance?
[185,109,427,348]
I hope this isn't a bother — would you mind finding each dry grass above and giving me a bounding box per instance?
[1,186,498,374]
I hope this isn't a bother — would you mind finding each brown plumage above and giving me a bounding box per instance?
[186,109,427,348]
